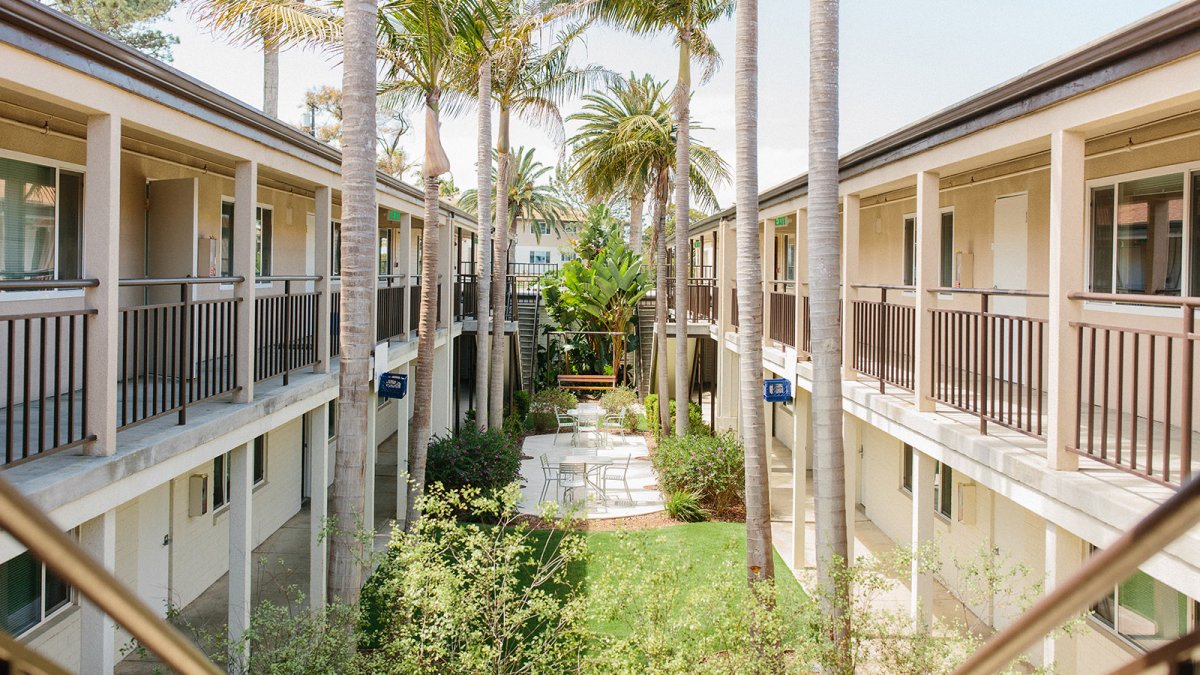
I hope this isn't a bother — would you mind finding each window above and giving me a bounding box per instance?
[560,252,576,262]
[903,217,916,286]
[934,461,953,518]
[256,206,273,276]
[776,235,796,281]
[220,202,234,277]
[0,550,70,636]
[379,228,391,275]
[534,220,551,235]
[1091,552,1197,651]
[0,156,82,281]
[212,438,267,509]
[901,444,913,492]
[530,250,550,264]
[331,221,341,276]
[1090,173,1185,296]
[327,401,337,440]
[940,211,954,288]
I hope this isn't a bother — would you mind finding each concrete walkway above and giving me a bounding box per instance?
[519,432,664,519]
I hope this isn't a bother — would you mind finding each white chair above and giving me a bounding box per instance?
[554,413,577,445]
[600,455,634,505]
[576,413,602,446]
[539,454,560,502]
[601,414,625,446]
[558,462,588,505]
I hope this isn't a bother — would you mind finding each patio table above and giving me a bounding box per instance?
[554,454,613,505]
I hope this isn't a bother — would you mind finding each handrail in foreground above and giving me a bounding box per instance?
[954,473,1200,673]
[0,476,219,674]
[930,286,1048,298]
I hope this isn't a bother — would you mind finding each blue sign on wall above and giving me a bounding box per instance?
[763,378,792,402]
[378,373,408,399]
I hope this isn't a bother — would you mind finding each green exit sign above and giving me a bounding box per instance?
[387,209,403,222]
[773,216,788,227]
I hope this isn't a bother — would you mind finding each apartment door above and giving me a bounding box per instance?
[301,411,311,502]
[992,194,1028,385]
[146,178,198,303]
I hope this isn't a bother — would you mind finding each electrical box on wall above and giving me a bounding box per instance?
[956,481,976,526]
[189,474,209,517]
[954,251,973,288]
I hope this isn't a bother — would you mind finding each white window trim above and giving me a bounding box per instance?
[0,149,86,302]
[256,203,274,283]
[1084,161,1196,311]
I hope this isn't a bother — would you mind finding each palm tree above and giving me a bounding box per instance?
[810,0,849,666]
[461,146,570,242]
[567,74,727,434]
[378,0,481,526]
[473,35,494,430]
[733,0,772,595]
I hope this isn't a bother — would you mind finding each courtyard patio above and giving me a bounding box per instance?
[518,431,664,519]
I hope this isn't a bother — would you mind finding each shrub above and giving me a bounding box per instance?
[652,431,744,509]
[511,389,531,425]
[425,423,522,497]
[530,388,578,432]
[645,395,711,440]
[664,490,707,522]
[599,386,637,416]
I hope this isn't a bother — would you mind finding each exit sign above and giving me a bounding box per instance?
[773,216,788,227]
[387,209,403,222]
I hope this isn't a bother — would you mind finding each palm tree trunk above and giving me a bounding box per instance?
[263,41,279,118]
[735,0,773,588]
[673,31,692,436]
[629,191,644,252]
[809,0,849,665]
[653,177,669,435]
[407,97,450,526]
[474,52,493,428]
[488,107,512,428]
[328,0,375,606]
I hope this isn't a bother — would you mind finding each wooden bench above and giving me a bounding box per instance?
[557,374,618,392]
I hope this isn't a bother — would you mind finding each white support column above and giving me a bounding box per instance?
[314,187,333,373]
[914,172,940,412]
[910,449,935,625]
[83,114,121,457]
[439,217,454,330]
[308,406,329,609]
[763,219,776,343]
[80,510,116,674]
[1047,130,1084,471]
[228,442,253,653]
[364,389,377,536]
[1042,522,1082,671]
[843,415,859,562]
[791,389,809,569]
[234,162,258,403]
[395,373,410,528]
[399,213,413,340]
[841,195,860,380]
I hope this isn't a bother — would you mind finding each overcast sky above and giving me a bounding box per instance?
[160,0,1178,208]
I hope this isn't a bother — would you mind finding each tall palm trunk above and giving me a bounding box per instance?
[263,41,279,117]
[328,0,375,606]
[407,96,451,526]
[653,175,670,435]
[629,191,644,252]
[735,0,772,588]
[488,107,512,429]
[809,0,849,666]
[673,31,692,436]
[474,53,493,427]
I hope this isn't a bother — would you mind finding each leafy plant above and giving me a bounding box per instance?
[652,432,744,510]
[512,389,531,425]
[425,424,522,499]
[645,395,710,440]
[664,490,707,522]
[530,388,579,432]
[599,386,637,415]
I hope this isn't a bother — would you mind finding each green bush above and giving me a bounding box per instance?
[600,386,639,432]
[512,389,531,424]
[645,395,710,440]
[426,423,522,497]
[652,431,744,510]
[664,490,707,522]
[530,388,578,432]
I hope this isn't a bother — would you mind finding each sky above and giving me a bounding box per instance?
[159,0,1179,208]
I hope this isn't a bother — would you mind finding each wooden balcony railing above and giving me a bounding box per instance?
[376,278,407,342]
[255,277,320,385]
[930,288,1048,439]
[329,290,340,357]
[851,284,916,392]
[768,284,796,347]
[0,279,98,466]
[456,273,477,321]
[118,277,242,430]
[666,278,718,324]
[1068,293,1200,487]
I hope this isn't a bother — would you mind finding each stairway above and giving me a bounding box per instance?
[636,299,656,397]
[516,292,541,391]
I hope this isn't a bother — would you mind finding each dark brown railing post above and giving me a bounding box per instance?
[878,288,888,393]
[178,281,191,426]
[1181,305,1194,482]
[282,280,292,386]
[979,292,989,435]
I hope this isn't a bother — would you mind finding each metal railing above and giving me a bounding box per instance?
[1068,292,1199,487]
[0,279,98,466]
[768,283,796,347]
[851,284,916,392]
[118,277,242,430]
[456,273,478,322]
[930,287,1048,439]
[254,276,320,385]
[666,277,719,324]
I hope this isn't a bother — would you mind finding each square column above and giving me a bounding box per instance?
[841,195,860,380]
[80,510,116,674]
[1047,130,1084,471]
[364,389,377,535]
[843,415,859,562]
[395,370,410,528]
[914,172,940,412]
[83,114,121,457]
[1042,522,1082,671]
[791,389,809,569]
[314,187,333,373]
[233,162,258,403]
[439,217,454,329]
[398,213,413,339]
[910,448,935,624]
[763,219,776,343]
[308,406,329,609]
[228,442,253,654]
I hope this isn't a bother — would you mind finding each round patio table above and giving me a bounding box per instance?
[555,455,613,505]
[566,408,604,446]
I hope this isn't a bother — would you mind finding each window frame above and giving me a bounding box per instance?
[331,220,342,277]
[939,209,955,289]
[934,461,953,519]
[212,440,267,512]
[901,444,913,494]
[256,204,273,277]
[1089,545,1199,652]
[529,250,551,265]
[0,546,74,638]
[902,215,916,286]
[0,149,87,296]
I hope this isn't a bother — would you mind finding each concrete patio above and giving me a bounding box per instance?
[519,431,664,519]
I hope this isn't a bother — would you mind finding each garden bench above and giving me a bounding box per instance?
[557,374,617,391]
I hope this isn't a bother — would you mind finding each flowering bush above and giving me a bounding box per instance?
[425,423,522,498]
[651,431,744,510]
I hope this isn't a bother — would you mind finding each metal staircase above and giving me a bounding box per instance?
[636,299,656,397]
[516,292,542,392]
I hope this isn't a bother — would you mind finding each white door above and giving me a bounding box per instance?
[146,178,198,303]
[991,194,1029,386]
